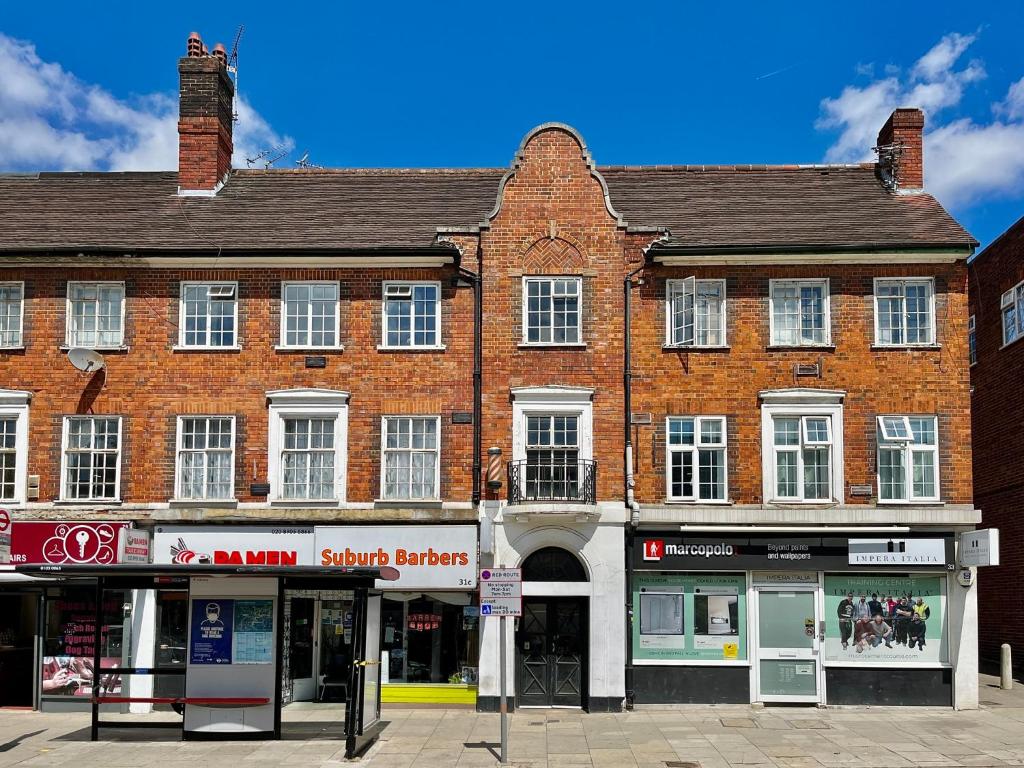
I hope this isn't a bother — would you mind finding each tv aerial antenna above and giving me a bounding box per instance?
[245,144,290,169]
[227,24,244,122]
[67,348,106,374]
[295,151,323,170]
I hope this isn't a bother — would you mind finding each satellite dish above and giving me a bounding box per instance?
[68,347,106,373]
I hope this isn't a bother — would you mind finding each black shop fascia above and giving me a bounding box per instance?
[633,535,956,572]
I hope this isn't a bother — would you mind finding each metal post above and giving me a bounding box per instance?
[1001,644,1013,690]
[90,577,103,741]
[499,615,508,764]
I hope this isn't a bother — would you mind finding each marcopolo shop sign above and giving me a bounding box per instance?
[637,535,953,571]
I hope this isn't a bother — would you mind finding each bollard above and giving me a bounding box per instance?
[1001,644,1013,690]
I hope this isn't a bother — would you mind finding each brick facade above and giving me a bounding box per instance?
[968,215,1024,670]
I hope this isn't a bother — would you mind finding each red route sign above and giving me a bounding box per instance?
[0,509,10,533]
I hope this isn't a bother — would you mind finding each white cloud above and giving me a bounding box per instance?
[817,32,1024,207]
[0,32,292,173]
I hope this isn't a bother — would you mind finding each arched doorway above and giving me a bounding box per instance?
[517,547,588,708]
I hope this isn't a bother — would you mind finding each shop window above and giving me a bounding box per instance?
[666,278,726,347]
[770,279,830,346]
[61,416,121,501]
[666,416,727,501]
[522,547,587,582]
[823,575,946,664]
[66,281,125,348]
[154,590,188,698]
[381,595,479,685]
[42,588,128,698]
[874,278,935,346]
[876,415,939,502]
[632,573,746,663]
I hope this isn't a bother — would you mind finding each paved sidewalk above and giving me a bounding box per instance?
[0,675,1021,767]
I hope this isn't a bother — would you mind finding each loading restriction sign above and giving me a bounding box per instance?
[479,568,522,617]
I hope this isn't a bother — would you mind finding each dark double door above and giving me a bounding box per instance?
[516,597,586,707]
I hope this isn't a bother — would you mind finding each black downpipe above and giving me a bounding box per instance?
[460,266,483,505]
[623,264,644,711]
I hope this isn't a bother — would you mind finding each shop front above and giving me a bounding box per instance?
[151,524,479,707]
[0,521,134,711]
[630,532,972,707]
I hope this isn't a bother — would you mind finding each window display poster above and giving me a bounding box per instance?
[233,600,274,664]
[42,594,125,697]
[823,575,946,665]
[42,657,123,696]
[633,573,746,662]
[190,599,234,665]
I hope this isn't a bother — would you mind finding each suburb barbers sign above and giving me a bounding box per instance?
[154,524,477,589]
[637,535,953,571]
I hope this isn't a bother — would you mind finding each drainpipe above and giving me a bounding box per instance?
[623,262,644,710]
[459,265,483,505]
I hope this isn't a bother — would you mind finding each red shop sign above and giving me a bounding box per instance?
[10,521,129,565]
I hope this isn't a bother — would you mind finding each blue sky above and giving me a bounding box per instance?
[1,1,1022,249]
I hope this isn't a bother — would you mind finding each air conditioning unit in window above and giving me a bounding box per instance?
[384,285,412,298]
[208,285,236,299]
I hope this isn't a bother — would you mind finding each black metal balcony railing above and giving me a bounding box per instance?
[507,459,597,505]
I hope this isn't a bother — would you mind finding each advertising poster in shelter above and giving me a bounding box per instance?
[190,599,234,664]
[233,600,273,664]
[823,575,946,664]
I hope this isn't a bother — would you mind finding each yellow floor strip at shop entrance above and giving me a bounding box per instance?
[381,684,478,705]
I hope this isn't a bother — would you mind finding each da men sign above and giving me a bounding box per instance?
[154,526,316,566]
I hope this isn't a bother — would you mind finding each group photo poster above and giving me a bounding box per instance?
[823,575,946,664]
[633,573,746,662]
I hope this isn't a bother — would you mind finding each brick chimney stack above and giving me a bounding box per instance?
[876,108,924,193]
[178,32,234,195]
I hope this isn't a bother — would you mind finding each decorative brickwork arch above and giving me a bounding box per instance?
[521,235,587,274]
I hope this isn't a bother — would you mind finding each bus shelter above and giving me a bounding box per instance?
[15,563,395,759]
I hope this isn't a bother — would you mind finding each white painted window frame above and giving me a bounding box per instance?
[968,314,977,365]
[768,278,831,346]
[379,415,442,501]
[872,277,936,347]
[266,389,349,504]
[380,280,444,350]
[59,415,122,502]
[665,415,729,502]
[665,277,727,348]
[511,387,594,463]
[0,390,31,504]
[876,415,940,503]
[1000,280,1024,348]
[65,281,126,349]
[278,281,342,349]
[173,415,236,501]
[177,281,239,349]
[0,282,25,349]
[521,276,584,347]
[759,389,845,504]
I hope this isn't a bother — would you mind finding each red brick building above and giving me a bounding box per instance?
[968,214,1024,675]
[0,36,981,712]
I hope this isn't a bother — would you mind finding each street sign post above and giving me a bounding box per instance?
[480,567,521,765]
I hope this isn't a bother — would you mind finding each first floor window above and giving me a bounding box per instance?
[771,280,829,346]
[383,282,440,347]
[875,278,934,346]
[667,278,725,347]
[63,416,120,501]
[282,282,339,348]
[67,282,124,348]
[181,283,237,347]
[0,282,24,348]
[968,315,977,364]
[772,415,833,501]
[176,417,234,500]
[524,277,581,344]
[666,416,726,501]
[281,417,336,499]
[0,416,17,500]
[877,415,939,501]
[525,414,579,499]
[1001,281,1024,346]
[382,416,439,499]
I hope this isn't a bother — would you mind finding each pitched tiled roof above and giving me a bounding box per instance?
[0,164,976,254]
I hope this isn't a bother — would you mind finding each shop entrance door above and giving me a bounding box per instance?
[289,597,317,701]
[516,597,586,708]
[754,587,820,703]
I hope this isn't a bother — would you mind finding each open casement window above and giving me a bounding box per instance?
[874,279,934,346]
[772,415,833,501]
[877,415,939,502]
[1001,282,1024,346]
[667,278,726,347]
[180,282,237,348]
[770,280,829,346]
[666,416,727,501]
[383,282,441,348]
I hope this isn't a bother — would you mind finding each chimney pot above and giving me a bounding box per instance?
[876,108,924,192]
[187,32,203,57]
[212,43,227,66]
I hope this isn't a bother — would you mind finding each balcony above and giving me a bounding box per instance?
[507,459,597,505]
